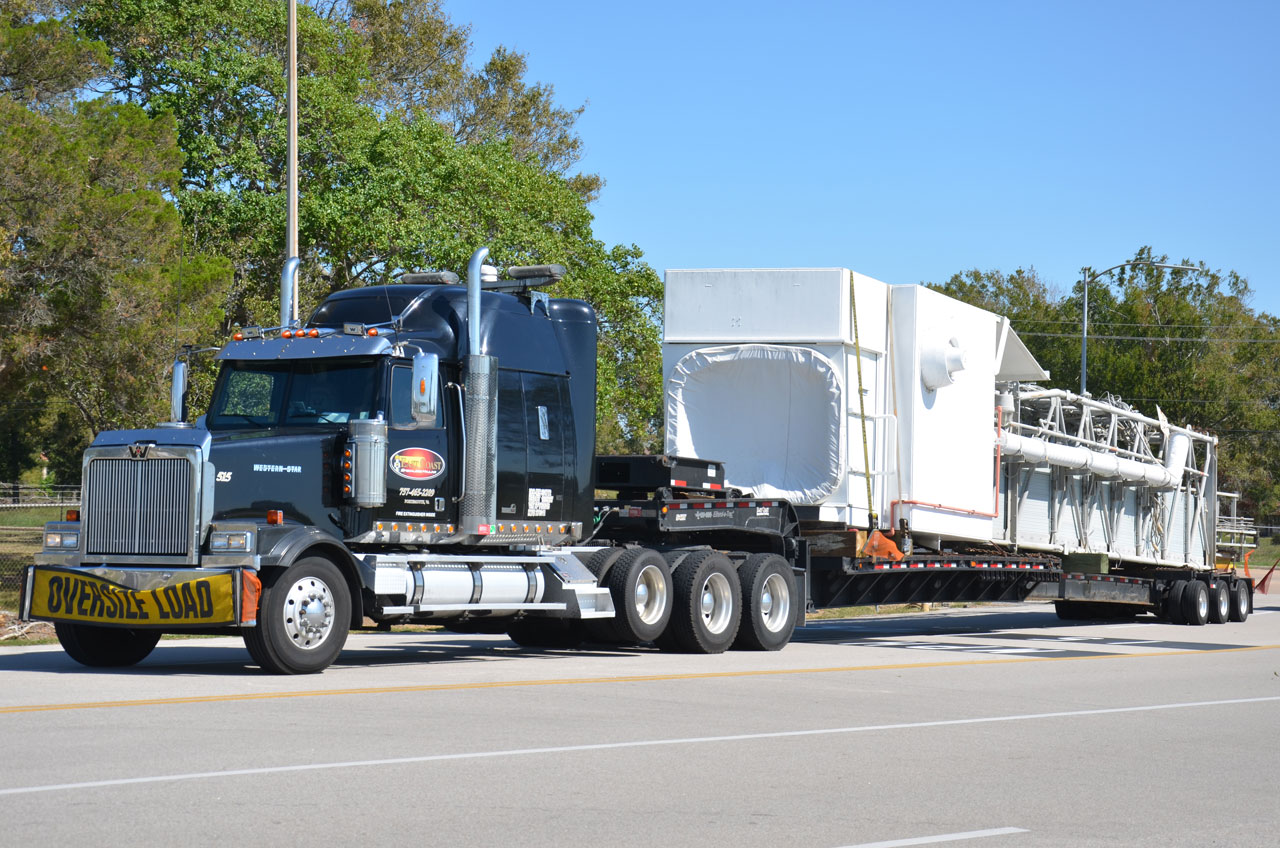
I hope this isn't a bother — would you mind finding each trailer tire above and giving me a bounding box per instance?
[733,554,796,651]
[1208,580,1231,624]
[603,548,673,644]
[507,618,586,649]
[660,551,741,654]
[54,623,162,668]
[1181,579,1209,626]
[244,557,350,674]
[1054,601,1089,621]
[1229,580,1251,623]
[1166,580,1188,624]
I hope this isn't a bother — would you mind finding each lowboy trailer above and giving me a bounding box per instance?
[22,255,1254,672]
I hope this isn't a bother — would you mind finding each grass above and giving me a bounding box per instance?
[0,507,65,528]
[807,602,980,620]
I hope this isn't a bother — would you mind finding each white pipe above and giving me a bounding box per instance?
[1000,431,1179,489]
[1015,388,1214,445]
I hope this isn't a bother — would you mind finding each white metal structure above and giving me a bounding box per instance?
[663,267,1219,570]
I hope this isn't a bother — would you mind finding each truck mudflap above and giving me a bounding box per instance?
[22,564,260,629]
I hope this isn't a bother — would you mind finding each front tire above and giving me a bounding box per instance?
[55,623,161,668]
[244,557,350,674]
[733,553,797,651]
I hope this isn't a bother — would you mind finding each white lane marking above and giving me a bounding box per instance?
[1,696,1277,797]
[838,826,1029,847]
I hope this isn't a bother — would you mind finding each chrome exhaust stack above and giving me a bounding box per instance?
[280,257,300,329]
[460,247,499,537]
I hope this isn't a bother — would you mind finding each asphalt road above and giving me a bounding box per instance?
[1,597,1278,848]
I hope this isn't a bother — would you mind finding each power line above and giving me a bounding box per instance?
[1017,319,1277,329]
[1020,332,1280,343]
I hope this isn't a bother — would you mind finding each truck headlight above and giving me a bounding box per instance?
[209,531,253,552]
[44,531,79,550]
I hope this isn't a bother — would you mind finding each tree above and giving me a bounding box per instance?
[0,7,231,480]
[72,0,660,453]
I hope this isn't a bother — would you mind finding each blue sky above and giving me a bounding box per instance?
[455,1,1278,315]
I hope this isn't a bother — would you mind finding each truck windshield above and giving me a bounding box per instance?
[206,359,380,430]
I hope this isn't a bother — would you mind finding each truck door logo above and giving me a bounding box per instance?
[390,447,445,481]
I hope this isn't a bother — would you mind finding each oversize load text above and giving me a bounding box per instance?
[30,570,235,625]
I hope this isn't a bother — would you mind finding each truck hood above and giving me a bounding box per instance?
[207,428,344,531]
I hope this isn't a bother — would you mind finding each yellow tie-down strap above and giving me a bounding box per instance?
[25,566,239,627]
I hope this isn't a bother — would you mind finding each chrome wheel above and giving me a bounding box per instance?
[759,572,791,633]
[282,575,336,650]
[700,572,735,635]
[634,563,669,625]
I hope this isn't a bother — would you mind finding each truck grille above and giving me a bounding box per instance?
[85,459,193,556]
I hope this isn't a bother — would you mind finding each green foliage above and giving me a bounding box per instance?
[930,248,1280,519]
[70,0,660,454]
[0,10,232,480]
[2,0,662,480]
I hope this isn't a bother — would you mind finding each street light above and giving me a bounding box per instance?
[1079,260,1197,396]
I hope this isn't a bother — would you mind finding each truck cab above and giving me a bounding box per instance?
[24,255,619,673]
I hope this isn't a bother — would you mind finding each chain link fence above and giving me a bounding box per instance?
[0,527,42,611]
[0,486,76,611]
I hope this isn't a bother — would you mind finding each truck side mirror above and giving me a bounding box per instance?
[411,352,440,427]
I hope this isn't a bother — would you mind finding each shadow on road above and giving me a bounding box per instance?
[0,632,653,677]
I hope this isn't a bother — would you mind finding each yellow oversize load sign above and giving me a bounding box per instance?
[28,568,236,626]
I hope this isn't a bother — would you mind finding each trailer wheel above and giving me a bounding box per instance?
[54,623,162,668]
[244,557,350,674]
[1181,579,1209,626]
[507,618,586,649]
[660,551,741,654]
[1165,580,1188,624]
[1229,580,1251,623]
[602,548,673,644]
[734,554,797,651]
[1208,580,1231,624]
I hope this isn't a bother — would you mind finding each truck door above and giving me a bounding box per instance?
[383,361,458,528]
[495,369,570,523]
[522,372,568,522]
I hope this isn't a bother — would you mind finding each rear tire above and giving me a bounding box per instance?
[1181,579,1209,626]
[1229,580,1251,622]
[243,557,350,674]
[661,551,741,654]
[734,554,796,651]
[584,547,628,642]
[1166,580,1188,624]
[1208,580,1231,624]
[507,618,586,649]
[602,548,672,643]
[54,623,161,668]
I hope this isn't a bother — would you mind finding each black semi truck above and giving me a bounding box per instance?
[21,249,1254,673]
